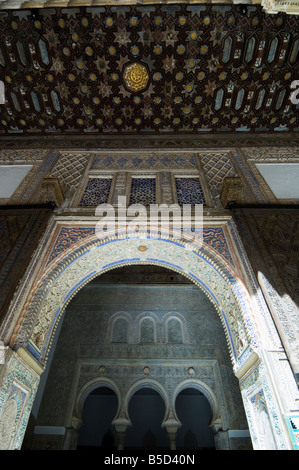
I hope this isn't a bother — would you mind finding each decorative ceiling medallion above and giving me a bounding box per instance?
[123,62,149,92]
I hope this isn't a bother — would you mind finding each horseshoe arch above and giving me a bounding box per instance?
[9,231,263,377]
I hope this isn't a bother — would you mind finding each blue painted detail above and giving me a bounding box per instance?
[146,258,182,271]
[50,90,61,112]
[16,40,27,66]
[26,342,41,361]
[11,92,21,112]
[80,178,112,206]
[255,89,265,110]
[175,177,205,205]
[275,89,286,110]
[215,88,224,110]
[31,91,41,112]
[235,89,245,110]
[63,270,97,302]
[102,258,140,270]
[38,39,49,65]
[245,36,255,63]
[222,36,232,63]
[267,37,278,63]
[130,177,156,205]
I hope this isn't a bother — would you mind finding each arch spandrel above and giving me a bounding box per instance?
[8,232,262,377]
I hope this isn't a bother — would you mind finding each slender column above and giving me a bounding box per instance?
[167,430,177,450]
[113,417,131,451]
[116,430,126,450]
[163,418,181,451]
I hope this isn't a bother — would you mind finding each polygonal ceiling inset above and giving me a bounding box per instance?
[123,62,150,93]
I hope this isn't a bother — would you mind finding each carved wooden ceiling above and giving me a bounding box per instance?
[0,4,299,138]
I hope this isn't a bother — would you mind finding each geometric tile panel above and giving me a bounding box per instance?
[46,226,95,265]
[130,177,156,205]
[201,153,237,191]
[91,153,197,170]
[79,177,112,206]
[175,177,206,205]
[50,153,89,194]
[47,224,235,267]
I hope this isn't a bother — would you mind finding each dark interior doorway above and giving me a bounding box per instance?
[125,387,169,450]
[77,386,118,450]
[175,388,215,450]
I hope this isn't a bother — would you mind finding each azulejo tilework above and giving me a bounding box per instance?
[91,153,197,170]
[130,177,156,205]
[0,353,40,450]
[175,177,206,205]
[46,227,95,265]
[46,225,235,267]
[79,177,112,206]
[0,5,298,137]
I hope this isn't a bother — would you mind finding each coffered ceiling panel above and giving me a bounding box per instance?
[0,4,298,137]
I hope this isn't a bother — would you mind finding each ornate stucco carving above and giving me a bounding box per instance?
[0,348,40,450]
[11,229,261,374]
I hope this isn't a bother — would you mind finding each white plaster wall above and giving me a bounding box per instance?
[0,165,32,198]
[255,163,299,199]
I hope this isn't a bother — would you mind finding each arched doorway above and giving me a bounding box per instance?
[175,388,215,450]
[10,233,260,371]
[77,386,118,450]
[21,264,250,449]
[125,387,168,450]
[0,230,292,449]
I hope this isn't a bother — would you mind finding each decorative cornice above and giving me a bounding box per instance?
[0,133,299,150]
